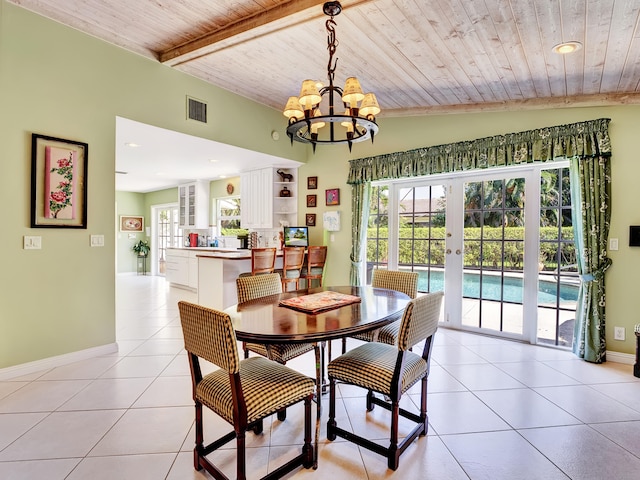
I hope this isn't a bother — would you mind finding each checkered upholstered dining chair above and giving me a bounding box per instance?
[236,273,317,420]
[342,269,419,354]
[178,301,315,480]
[327,291,443,470]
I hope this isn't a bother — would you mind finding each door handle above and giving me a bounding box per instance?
[446,249,452,254]
[456,249,462,255]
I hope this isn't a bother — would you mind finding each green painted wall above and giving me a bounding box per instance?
[2,1,639,369]
[115,191,147,273]
[0,2,304,369]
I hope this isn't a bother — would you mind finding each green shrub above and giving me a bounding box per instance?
[367,226,574,270]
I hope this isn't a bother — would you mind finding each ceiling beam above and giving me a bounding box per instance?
[160,0,373,66]
[383,93,640,117]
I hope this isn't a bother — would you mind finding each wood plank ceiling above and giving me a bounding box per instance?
[9,0,640,117]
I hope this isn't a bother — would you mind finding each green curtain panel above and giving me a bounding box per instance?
[348,118,612,361]
[570,156,612,363]
[350,182,370,286]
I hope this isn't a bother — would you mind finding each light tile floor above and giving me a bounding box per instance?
[1,274,640,479]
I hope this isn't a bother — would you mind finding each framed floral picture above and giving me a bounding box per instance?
[325,188,340,206]
[306,213,316,226]
[306,194,317,207]
[31,133,88,228]
[120,215,144,232]
[307,176,318,189]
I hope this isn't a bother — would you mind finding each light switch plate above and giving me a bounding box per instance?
[23,235,42,249]
[90,234,104,247]
[609,238,618,251]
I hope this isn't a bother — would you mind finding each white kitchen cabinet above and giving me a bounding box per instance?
[241,167,297,229]
[188,251,198,289]
[178,180,210,229]
[165,249,189,287]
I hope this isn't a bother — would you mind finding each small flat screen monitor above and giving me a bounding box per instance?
[283,226,309,247]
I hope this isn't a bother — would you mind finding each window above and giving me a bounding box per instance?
[366,185,389,282]
[217,197,246,236]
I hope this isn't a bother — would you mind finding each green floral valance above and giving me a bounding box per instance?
[347,118,611,184]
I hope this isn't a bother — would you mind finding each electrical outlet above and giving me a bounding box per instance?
[614,326,625,341]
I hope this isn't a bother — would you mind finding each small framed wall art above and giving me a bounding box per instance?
[306,213,316,227]
[120,215,144,232]
[325,188,340,206]
[31,133,88,228]
[307,194,317,207]
[307,176,318,189]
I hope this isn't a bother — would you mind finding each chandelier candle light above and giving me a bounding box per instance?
[283,1,380,152]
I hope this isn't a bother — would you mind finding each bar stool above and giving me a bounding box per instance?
[302,246,327,288]
[281,246,305,292]
[251,247,276,275]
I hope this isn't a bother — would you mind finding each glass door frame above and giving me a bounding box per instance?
[449,167,540,343]
[366,160,570,345]
[151,202,179,276]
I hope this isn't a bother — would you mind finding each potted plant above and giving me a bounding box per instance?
[132,239,150,257]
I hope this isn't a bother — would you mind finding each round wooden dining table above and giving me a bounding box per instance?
[223,285,410,468]
[224,285,410,344]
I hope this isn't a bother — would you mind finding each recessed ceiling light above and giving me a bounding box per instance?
[125,142,141,147]
[219,175,227,179]
[552,41,583,55]
[209,159,219,163]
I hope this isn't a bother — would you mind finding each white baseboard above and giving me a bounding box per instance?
[606,350,635,365]
[0,343,119,381]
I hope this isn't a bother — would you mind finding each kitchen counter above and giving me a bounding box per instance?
[197,251,283,309]
[167,247,282,260]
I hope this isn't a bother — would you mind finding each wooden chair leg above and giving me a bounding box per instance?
[236,429,247,480]
[194,402,204,471]
[252,419,263,434]
[420,375,428,434]
[327,377,337,441]
[388,399,400,470]
[366,390,375,411]
[302,396,314,468]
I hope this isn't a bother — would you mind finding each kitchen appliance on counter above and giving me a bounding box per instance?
[188,233,199,247]
[237,234,249,250]
[249,231,259,249]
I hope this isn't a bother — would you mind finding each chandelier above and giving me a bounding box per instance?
[283,1,380,151]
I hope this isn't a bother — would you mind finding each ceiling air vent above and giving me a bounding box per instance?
[187,96,207,123]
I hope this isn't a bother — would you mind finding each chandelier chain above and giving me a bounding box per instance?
[326,18,338,84]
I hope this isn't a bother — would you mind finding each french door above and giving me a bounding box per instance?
[151,204,181,276]
[368,162,575,345]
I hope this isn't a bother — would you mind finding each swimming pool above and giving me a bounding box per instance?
[415,270,579,305]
